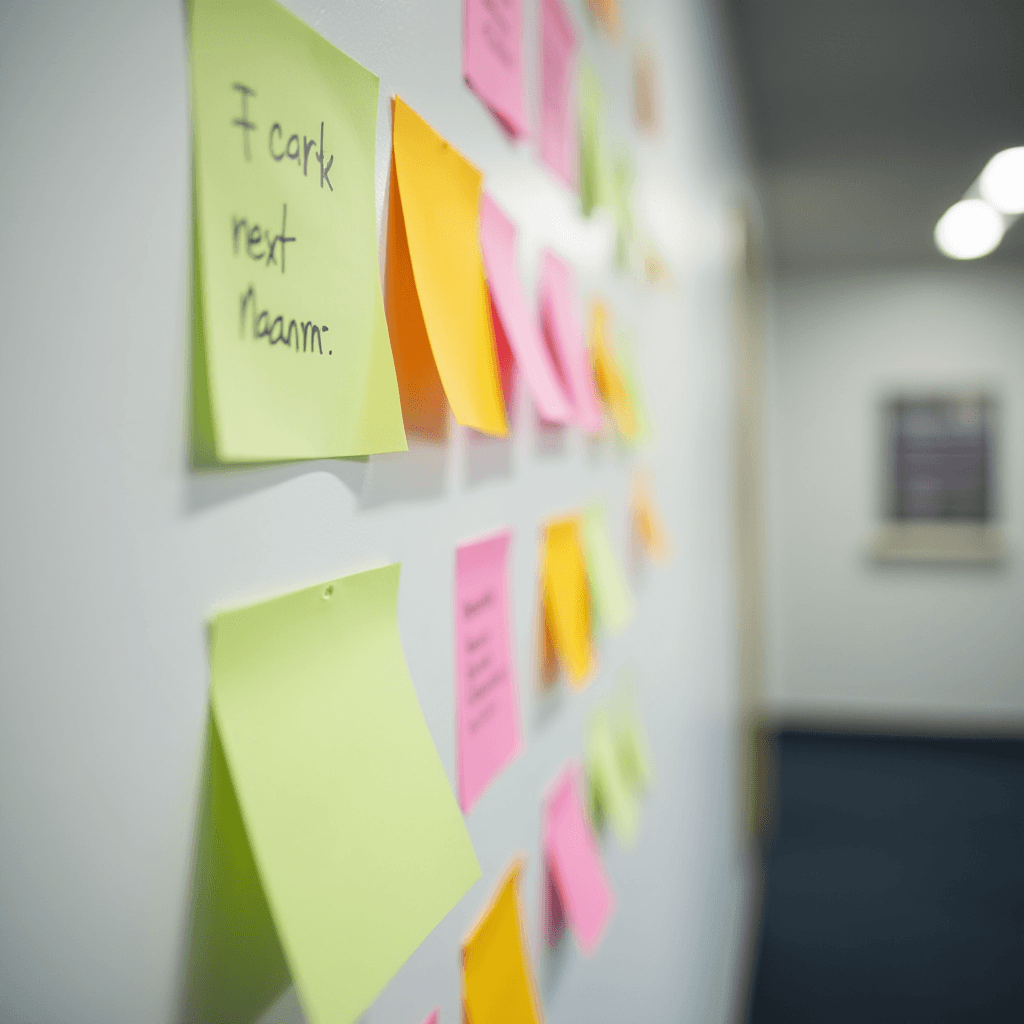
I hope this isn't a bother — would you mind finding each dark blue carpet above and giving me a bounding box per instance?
[748,730,1024,1024]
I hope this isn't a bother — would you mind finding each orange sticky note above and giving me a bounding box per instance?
[632,472,671,564]
[537,594,560,691]
[386,97,508,438]
[586,0,621,40]
[632,43,659,134]
[589,302,639,442]
[542,517,594,688]
[462,859,544,1024]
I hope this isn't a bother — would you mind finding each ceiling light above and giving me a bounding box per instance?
[979,147,1024,215]
[934,199,1004,260]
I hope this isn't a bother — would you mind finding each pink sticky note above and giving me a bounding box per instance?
[491,294,517,414]
[540,0,578,186]
[480,195,573,424]
[463,0,528,138]
[544,855,567,949]
[421,1012,438,1024]
[544,763,615,954]
[455,531,523,812]
[539,253,604,433]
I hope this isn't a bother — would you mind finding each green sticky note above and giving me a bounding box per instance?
[189,0,407,462]
[586,711,639,846]
[611,149,635,271]
[578,63,613,219]
[199,564,480,1024]
[583,504,635,635]
[187,718,291,1024]
[615,701,655,795]
[616,330,651,444]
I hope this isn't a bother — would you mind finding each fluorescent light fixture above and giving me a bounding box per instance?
[934,199,1004,260]
[979,147,1024,215]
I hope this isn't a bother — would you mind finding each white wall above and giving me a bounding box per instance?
[0,2,750,1023]
[766,265,1024,726]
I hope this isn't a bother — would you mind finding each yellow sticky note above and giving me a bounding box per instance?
[188,0,406,462]
[386,97,508,438]
[198,564,480,1024]
[542,517,594,688]
[462,859,544,1024]
[589,302,639,442]
[632,472,671,564]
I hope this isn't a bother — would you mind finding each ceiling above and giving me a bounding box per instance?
[716,0,1024,272]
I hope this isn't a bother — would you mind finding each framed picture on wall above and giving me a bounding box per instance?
[870,391,1004,564]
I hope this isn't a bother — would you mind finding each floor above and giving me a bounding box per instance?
[747,730,1024,1024]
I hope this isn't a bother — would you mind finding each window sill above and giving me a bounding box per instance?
[869,523,1005,566]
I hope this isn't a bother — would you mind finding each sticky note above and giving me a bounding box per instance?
[542,517,594,687]
[198,564,480,1024]
[585,711,639,845]
[578,63,612,218]
[462,859,544,1024]
[493,304,517,414]
[455,531,523,812]
[642,244,674,287]
[421,1012,439,1024]
[616,330,651,442]
[544,764,616,954]
[188,0,406,463]
[543,853,567,948]
[387,98,508,438]
[187,719,292,1024]
[585,0,621,39]
[611,148,636,270]
[463,0,528,137]
[539,254,604,433]
[632,44,660,134]
[632,472,671,564]
[537,595,560,691]
[589,303,639,442]
[480,195,573,424]
[540,0,578,186]
[616,702,655,794]
[582,504,634,635]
